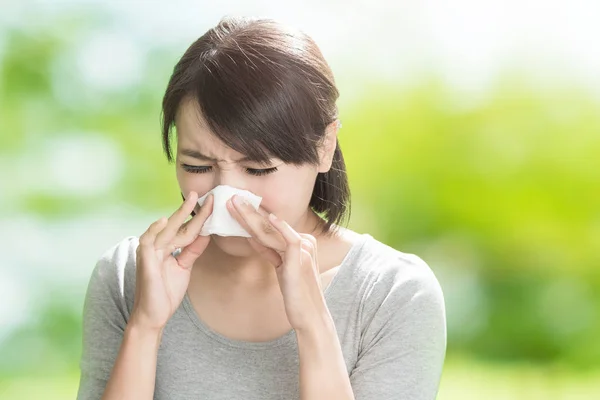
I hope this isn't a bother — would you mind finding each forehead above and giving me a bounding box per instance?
[174,98,243,156]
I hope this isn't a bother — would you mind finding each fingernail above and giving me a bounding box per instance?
[233,195,248,207]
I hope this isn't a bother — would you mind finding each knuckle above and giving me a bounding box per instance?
[146,217,165,234]
[261,218,277,235]
[300,233,316,243]
[177,222,189,236]
[301,239,312,250]
[301,236,314,245]
[139,234,151,247]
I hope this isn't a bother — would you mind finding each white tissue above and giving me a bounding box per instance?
[196,185,262,237]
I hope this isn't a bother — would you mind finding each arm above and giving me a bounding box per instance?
[100,322,163,400]
[297,317,355,400]
[77,238,159,400]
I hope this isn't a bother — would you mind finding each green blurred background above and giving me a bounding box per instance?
[0,1,598,399]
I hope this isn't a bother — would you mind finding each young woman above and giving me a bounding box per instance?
[76,16,446,400]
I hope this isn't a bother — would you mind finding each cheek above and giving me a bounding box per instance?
[177,168,209,193]
[257,172,315,219]
[176,169,215,214]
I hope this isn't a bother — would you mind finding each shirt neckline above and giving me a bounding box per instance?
[181,232,372,350]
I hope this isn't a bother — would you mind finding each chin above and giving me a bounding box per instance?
[209,235,255,257]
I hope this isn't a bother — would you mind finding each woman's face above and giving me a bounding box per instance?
[174,98,322,257]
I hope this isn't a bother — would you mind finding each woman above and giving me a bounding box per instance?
[77,16,446,400]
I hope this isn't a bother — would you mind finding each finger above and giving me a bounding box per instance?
[268,213,302,244]
[299,233,319,272]
[169,194,214,252]
[230,195,271,218]
[299,233,317,248]
[226,198,252,232]
[299,235,317,253]
[228,197,286,252]
[300,238,313,257]
[230,196,274,234]
[175,234,211,270]
[139,217,168,248]
[155,191,199,248]
[301,248,314,269]
[268,213,303,267]
[247,237,282,267]
[301,238,315,265]
[299,248,320,288]
[232,197,271,219]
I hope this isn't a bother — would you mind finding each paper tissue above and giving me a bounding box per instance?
[196,185,262,237]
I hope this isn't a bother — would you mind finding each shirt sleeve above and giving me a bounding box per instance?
[76,238,136,400]
[349,255,447,400]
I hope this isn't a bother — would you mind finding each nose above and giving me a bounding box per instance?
[213,166,248,191]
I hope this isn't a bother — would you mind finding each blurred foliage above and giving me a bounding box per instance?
[0,9,599,399]
[343,78,600,367]
[0,295,81,377]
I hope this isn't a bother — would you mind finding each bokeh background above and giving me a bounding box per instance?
[1,1,599,399]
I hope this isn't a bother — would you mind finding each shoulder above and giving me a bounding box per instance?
[85,236,140,317]
[366,235,442,289]
[92,236,139,287]
[355,234,446,329]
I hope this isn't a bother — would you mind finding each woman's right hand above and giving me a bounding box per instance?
[130,191,214,332]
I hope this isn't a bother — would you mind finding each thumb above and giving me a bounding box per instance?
[176,235,210,269]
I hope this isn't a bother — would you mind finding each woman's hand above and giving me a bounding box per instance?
[130,191,214,332]
[227,195,332,333]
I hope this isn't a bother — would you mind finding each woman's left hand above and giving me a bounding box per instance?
[227,195,332,333]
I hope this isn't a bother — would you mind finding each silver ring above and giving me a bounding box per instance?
[171,247,182,258]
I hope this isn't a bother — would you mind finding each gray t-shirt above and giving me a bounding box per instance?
[76,233,446,400]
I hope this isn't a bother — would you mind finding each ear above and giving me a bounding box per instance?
[317,120,341,173]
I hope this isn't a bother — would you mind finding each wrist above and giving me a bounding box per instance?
[126,318,164,343]
[295,312,336,343]
[129,311,166,334]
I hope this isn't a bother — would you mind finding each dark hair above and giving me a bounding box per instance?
[161,16,350,235]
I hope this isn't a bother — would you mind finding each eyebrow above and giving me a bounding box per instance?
[180,148,261,163]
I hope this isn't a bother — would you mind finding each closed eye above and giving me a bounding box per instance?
[181,164,278,176]
[181,165,212,174]
[246,167,278,176]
